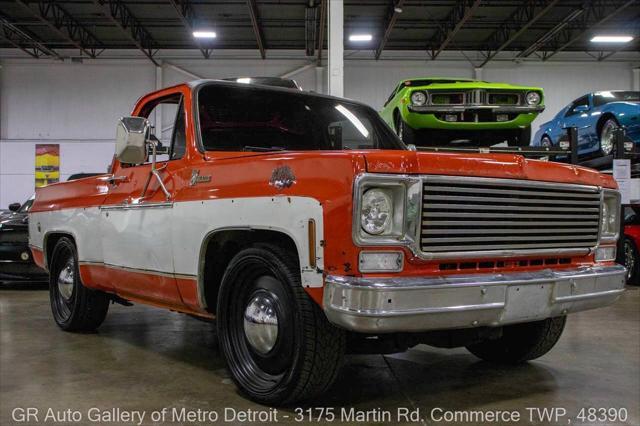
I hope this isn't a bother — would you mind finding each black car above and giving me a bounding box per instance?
[0,196,48,282]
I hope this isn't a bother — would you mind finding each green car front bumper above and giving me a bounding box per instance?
[402,104,542,130]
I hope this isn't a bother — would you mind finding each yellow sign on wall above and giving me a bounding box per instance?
[35,144,60,188]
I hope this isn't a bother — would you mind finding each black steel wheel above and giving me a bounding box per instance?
[217,244,345,405]
[624,237,639,285]
[49,237,109,331]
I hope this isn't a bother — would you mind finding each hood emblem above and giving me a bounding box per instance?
[270,166,296,190]
[190,169,211,186]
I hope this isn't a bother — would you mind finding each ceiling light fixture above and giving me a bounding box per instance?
[590,35,633,43]
[349,34,372,42]
[193,31,217,39]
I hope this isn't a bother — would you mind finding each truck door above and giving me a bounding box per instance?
[100,93,188,307]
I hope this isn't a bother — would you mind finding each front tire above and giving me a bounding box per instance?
[466,316,566,364]
[599,118,619,155]
[624,236,639,285]
[395,114,416,144]
[507,126,531,147]
[217,244,345,405]
[49,237,109,331]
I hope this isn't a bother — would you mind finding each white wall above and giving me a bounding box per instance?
[0,55,637,208]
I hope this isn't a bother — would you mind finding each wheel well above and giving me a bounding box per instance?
[200,229,299,314]
[596,113,617,136]
[393,108,400,129]
[45,232,75,269]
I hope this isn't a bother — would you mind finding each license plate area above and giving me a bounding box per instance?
[501,283,554,323]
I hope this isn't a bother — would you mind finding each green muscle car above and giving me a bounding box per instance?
[380,78,545,147]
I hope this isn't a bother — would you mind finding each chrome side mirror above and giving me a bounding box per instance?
[115,117,150,164]
[407,144,417,151]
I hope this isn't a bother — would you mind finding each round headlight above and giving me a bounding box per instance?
[361,189,393,235]
[525,91,541,105]
[410,91,427,106]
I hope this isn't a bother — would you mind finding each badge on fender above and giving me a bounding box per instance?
[190,169,211,186]
[269,166,296,190]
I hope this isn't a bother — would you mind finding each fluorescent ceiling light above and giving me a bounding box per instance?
[349,34,372,42]
[236,78,251,84]
[193,31,217,39]
[590,35,633,43]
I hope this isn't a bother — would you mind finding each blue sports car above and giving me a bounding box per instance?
[533,90,639,166]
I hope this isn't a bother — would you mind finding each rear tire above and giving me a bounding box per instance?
[466,316,566,363]
[217,244,345,405]
[624,236,639,286]
[49,237,109,332]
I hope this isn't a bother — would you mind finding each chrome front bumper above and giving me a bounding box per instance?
[323,265,626,333]
[407,105,545,114]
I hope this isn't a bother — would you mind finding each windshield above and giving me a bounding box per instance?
[19,196,34,213]
[198,84,403,152]
[593,91,640,106]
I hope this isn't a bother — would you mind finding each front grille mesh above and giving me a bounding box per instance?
[421,177,601,254]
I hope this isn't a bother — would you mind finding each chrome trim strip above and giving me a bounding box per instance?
[99,202,174,211]
[422,174,600,192]
[328,302,506,317]
[408,105,544,114]
[553,288,625,303]
[78,261,196,280]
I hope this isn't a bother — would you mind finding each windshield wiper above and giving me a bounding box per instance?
[243,146,287,152]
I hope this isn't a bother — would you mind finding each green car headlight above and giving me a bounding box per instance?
[525,91,541,105]
[410,91,427,106]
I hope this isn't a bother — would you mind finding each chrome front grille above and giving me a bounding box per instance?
[421,176,601,254]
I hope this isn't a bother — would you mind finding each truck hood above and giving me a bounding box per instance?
[363,150,617,189]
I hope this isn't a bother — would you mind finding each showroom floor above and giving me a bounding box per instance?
[1,284,638,426]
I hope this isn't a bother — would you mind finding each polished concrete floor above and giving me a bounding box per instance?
[1,282,638,426]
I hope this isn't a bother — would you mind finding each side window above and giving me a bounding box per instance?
[565,96,589,117]
[139,94,183,163]
[170,99,186,160]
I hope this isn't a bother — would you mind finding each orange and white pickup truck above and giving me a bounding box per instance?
[30,80,626,405]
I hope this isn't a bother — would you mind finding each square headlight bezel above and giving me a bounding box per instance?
[599,189,621,244]
[352,174,422,246]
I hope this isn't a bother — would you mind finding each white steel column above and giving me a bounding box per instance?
[474,67,483,80]
[315,66,324,93]
[633,67,640,91]
[155,62,163,139]
[327,0,343,97]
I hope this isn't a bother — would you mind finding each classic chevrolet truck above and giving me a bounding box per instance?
[30,80,625,405]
